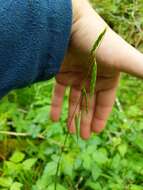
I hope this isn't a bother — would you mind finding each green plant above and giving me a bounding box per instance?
[54,28,106,190]
[0,1,143,189]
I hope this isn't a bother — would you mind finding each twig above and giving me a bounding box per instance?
[18,108,28,114]
[75,177,83,190]
[0,131,44,139]
[0,131,63,147]
[115,98,128,123]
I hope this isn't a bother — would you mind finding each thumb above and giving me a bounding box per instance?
[96,28,143,79]
[71,0,143,79]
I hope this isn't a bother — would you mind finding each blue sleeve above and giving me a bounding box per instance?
[0,0,72,98]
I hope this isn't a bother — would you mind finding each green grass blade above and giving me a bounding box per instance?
[89,28,106,96]
[75,114,80,143]
[90,61,97,96]
[91,28,107,54]
[82,87,88,113]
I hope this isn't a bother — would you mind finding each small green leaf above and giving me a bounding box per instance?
[10,182,23,190]
[92,150,108,165]
[3,161,22,176]
[22,158,37,170]
[85,180,102,190]
[134,134,143,151]
[130,184,143,190]
[91,164,102,181]
[61,154,74,178]
[118,143,127,157]
[10,151,25,163]
[111,154,121,170]
[47,183,66,190]
[0,177,13,187]
[44,162,57,177]
[83,154,92,170]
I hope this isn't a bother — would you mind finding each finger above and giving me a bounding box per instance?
[50,82,66,121]
[92,76,119,133]
[68,87,81,133]
[80,93,95,140]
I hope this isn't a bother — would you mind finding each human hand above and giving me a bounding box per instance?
[50,0,143,140]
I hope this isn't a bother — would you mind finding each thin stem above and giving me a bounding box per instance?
[0,131,63,147]
[54,132,69,190]
[115,98,128,123]
[0,131,44,139]
[54,29,106,189]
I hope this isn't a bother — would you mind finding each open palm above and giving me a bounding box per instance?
[50,0,143,139]
[50,48,120,139]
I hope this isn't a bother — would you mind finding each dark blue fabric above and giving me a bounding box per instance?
[0,0,72,98]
